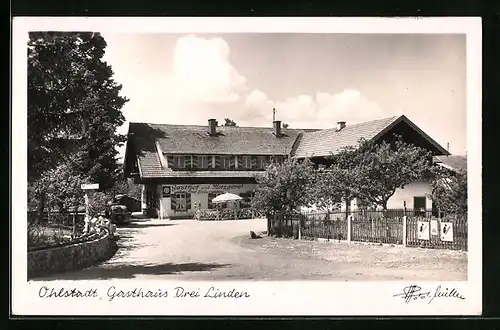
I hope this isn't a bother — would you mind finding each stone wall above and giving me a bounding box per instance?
[27,230,117,279]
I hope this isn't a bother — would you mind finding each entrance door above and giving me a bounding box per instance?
[413,196,427,217]
[176,193,187,211]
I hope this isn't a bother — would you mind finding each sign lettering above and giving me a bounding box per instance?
[169,184,246,194]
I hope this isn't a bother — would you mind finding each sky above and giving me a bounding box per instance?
[99,33,467,159]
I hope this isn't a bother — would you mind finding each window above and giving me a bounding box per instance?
[258,156,267,169]
[221,156,231,169]
[175,193,187,211]
[173,155,185,168]
[274,155,284,165]
[413,196,427,217]
[195,155,209,169]
[242,156,252,169]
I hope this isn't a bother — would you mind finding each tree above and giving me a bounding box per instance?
[223,118,237,127]
[28,32,128,221]
[282,123,289,129]
[112,177,142,201]
[310,165,355,214]
[251,157,316,217]
[322,136,432,211]
[353,137,432,210]
[430,167,467,217]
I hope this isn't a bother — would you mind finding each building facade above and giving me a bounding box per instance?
[124,115,451,219]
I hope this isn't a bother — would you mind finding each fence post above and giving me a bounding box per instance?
[402,216,407,247]
[347,215,352,243]
[298,215,302,240]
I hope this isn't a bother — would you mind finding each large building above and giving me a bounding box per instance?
[123,115,451,219]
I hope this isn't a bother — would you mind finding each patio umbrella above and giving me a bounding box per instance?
[212,192,243,204]
[212,193,243,221]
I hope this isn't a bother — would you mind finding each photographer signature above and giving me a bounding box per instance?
[393,285,466,304]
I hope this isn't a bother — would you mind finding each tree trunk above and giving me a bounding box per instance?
[36,189,46,225]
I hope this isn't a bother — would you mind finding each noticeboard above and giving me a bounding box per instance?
[417,221,430,240]
[440,222,454,242]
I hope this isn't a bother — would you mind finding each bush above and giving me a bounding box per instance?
[87,192,113,218]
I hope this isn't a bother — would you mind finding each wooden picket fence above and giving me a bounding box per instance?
[268,209,467,251]
[406,213,467,251]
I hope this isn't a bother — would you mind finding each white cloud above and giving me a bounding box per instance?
[244,88,384,128]
[105,34,386,158]
[170,35,247,104]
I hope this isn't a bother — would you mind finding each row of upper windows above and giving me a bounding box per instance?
[165,155,285,170]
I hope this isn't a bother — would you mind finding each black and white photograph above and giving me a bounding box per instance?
[12,17,482,316]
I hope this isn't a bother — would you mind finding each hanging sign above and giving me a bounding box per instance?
[417,221,430,240]
[162,186,171,198]
[440,222,454,242]
[430,220,439,236]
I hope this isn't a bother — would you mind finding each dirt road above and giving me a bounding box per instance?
[36,218,467,281]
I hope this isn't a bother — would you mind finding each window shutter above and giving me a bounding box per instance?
[237,156,243,169]
[214,155,221,169]
[208,156,213,168]
[186,193,192,210]
[192,156,199,168]
[230,156,235,169]
[171,195,177,210]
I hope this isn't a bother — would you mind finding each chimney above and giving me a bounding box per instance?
[208,118,217,136]
[337,121,346,131]
[273,120,282,137]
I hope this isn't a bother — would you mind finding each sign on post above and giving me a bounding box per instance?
[162,186,171,198]
[417,221,430,240]
[440,222,454,242]
[81,183,99,231]
[81,183,99,190]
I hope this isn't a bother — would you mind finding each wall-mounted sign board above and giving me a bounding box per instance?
[81,183,99,190]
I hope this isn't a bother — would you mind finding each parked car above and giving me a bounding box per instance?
[113,194,141,213]
[107,196,132,225]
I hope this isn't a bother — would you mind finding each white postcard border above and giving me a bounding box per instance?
[11,17,482,316]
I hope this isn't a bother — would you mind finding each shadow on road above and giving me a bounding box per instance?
[35,262,231,280]
[119,222,176,229]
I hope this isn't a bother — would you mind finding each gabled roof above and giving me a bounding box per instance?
[125,122,318,179]
[125,115,450,180]
[132,123,316,156]
[293,115,449,158]
[433,155,467,172]
[293,116,400,158]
